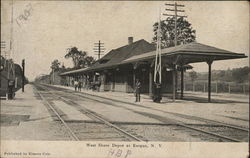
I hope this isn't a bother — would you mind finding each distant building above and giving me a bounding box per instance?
[36,68,67,85]
[35,74,51,84]
[50,69,67,85]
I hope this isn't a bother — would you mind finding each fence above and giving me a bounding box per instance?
[182,81,249,94]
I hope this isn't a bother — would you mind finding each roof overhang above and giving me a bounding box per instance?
[60,67,89,76]
[122,42,247,65]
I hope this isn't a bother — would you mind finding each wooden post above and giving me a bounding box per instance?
[193,82,195,92]
[133,63,137,90]
[180,67,184,99]
[68,76,70,86]
[172,55,180,102]
[172,64,176,101]
[83,74,85,85]
[175,70,178,96]
[112,70,115,91]
[103,73,106,91]
[70,76,71,86]
[149,68,153,97]
[216,81,218,93]
[133,70,136,90]
[243,84,245,94]
[67,76,69,86]
[203,82,206,92]
[207,60,213,102]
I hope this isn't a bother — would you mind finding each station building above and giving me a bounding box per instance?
[60,37,247,101]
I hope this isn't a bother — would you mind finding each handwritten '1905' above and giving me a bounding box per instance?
[16,3,33,27]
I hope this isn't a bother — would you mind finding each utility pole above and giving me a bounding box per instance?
[5,0,16,100]
[9,0,15,82]
[164,2,186,102]
[164,3,187,46]
[22,59,25,92]
[94,40,105,60]
[153,8,162,103]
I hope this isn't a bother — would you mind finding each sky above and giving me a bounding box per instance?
[1,1,249,81]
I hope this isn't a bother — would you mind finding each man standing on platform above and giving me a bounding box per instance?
[135,79,141,102]
[78,81,82,92]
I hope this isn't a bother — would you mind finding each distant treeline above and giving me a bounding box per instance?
[185,66,249,83]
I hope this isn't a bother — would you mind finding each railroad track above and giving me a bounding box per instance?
[34,84,144,142]
[45,84,249,130]
[37,84,249,142]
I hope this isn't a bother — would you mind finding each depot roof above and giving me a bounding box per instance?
[122,42,247,65]
[86,39,155,71]
[60,41,247,76]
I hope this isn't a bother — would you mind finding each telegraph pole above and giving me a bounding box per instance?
[164,3,187,46]
[5,0,16,99]
[9,0,15,82]
[94,40,105,60]
[164,2,186,102]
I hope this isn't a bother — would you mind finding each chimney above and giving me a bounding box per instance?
[128,37,133,45]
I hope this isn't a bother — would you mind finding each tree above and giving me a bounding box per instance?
[153,17,196,48]
[65,46,96,68]
[50,59,60,71]
[189,70,198,91]
[189,70,198,83]
[65,47,87,68]
[79,56,95,68]
[232,66,249,83]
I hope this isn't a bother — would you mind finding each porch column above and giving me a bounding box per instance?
[175,70,178,96]
[180,67,184,99]
[100,72,106,91]
[68,76,70,86]
[172,55,180,102]
[86,74,89,89]
[149,68,153,97]
[69,76,71,86]
[83,74,85,85]
[133,64,137,89]
[112,70,115,91]
[84,74,87,88]
[172,64,176,102]
[207,60,213,102]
